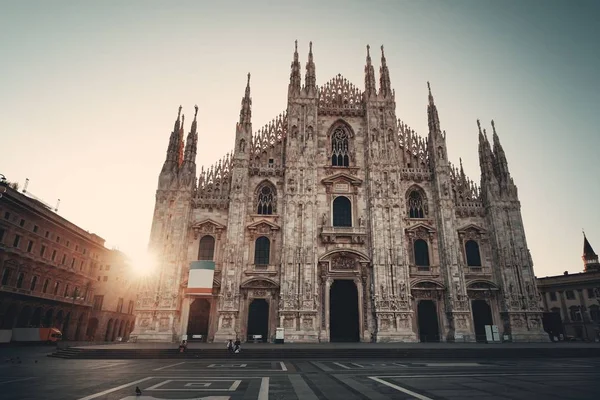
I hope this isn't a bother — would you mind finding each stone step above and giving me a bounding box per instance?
[48,346,600,360]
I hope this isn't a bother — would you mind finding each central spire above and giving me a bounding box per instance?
[427,82,440,134]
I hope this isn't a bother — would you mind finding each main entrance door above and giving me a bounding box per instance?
[187,298,211,340]
[247,299,269,342]
[417,300,440,342]
[471,300,493,342]
[329,280,359,342]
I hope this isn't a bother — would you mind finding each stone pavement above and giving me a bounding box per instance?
[1,353,599,400]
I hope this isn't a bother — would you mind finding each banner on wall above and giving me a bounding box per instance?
[185,261,215,296]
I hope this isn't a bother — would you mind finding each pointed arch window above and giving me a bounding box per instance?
[254,236,270,265]
[332,196,352,227]
[414,239,430,267]
[465,240,482,267]
[16,272,24,289]
[331,127,350,167]
[408,191,425,218]
[256,184,276,215]
[198,235,215,261]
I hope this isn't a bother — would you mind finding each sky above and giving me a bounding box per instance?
[1,0,598,277]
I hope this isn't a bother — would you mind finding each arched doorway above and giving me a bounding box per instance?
[247,299,269,342]
[1,304,18,329]
[417,300,440,342]
[105,319,114,341]
[30,307,42,327]
[43,309,54,327]
[329,280,359,342]
[471,300,493,342]
[86,317,99,341]
[187,298,211,340]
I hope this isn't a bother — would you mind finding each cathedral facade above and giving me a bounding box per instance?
[132,43,548,343]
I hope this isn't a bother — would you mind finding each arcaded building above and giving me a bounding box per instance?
[537,234,600,341]
[0,180,136,341]
[132,43,547,343]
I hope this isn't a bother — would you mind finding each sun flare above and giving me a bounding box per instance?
[129,250,158,277]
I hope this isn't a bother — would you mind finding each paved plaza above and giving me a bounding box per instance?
[1,346,600,399]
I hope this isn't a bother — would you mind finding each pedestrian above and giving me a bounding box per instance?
[227,339,234,354]
[234,337,241,354]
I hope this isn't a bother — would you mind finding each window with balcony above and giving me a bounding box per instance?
[30,276,37,291]
[1,269,11,285]
[254,236,270,265]
[61,254,66,265]
[27,240,33,253]
[53,282,60,295]
[42,279,50,293]
[414,239,430,267]
[332,196,352,227]
[33,225,38,233]
[63,284,70,297]
[40,245,46,257]
[13,234,21,248]
[19,219,25,227]
[198,235,215,260]
[51,250,57,261]
[465,240,482,267]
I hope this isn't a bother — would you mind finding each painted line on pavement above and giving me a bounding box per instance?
[89,362,128,370]
[311,361,333,371]
[370,372,599,378]
[335,375,390,400]
[370,377,433,400]
[153,361,186,371]
[351,363,365,368]
[258,377,269,400]
[279,361,288,371]
[0,377,35,385]
[332,362,351,369]
[77,377,154,400]
[288,374,318,400]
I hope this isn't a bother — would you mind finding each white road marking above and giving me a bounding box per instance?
[371,372,599,378]
[89,362,128,370]
[332,362,351,369]
[351,363,365,368]
[153,361,187,371]
[146,379,241,391]
[258,377,269,400]
[370,377,433,400]
[288,374,318,400]
[279,361,287,371]
[77,376,154,400]
[421,363,482,367]
[0,377,35,385]
[311,361,333,371]
[207,364,247,368]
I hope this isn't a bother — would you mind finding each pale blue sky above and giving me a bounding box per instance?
[1,0,598,276]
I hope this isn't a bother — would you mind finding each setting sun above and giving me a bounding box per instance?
[129,249,158,277]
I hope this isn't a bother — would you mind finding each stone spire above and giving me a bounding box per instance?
[177,114,185,168]
[364,45,377,98]
[379,45,392,99]
[183,105,198,165]
[239,73,252,126]
[288,40,301,97]
[491,120,510,180]
[427,82,441,135]
[583,231,600,272]
[477,120,495,182]
[304,41,316,95]
[165,106,182,166]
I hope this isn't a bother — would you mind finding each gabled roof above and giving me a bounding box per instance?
[321,172,363,186]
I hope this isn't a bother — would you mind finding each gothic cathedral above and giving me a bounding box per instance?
[132,42,548,343]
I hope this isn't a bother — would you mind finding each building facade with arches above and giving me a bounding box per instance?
[132,43,547,343]
[0,184,136,342]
